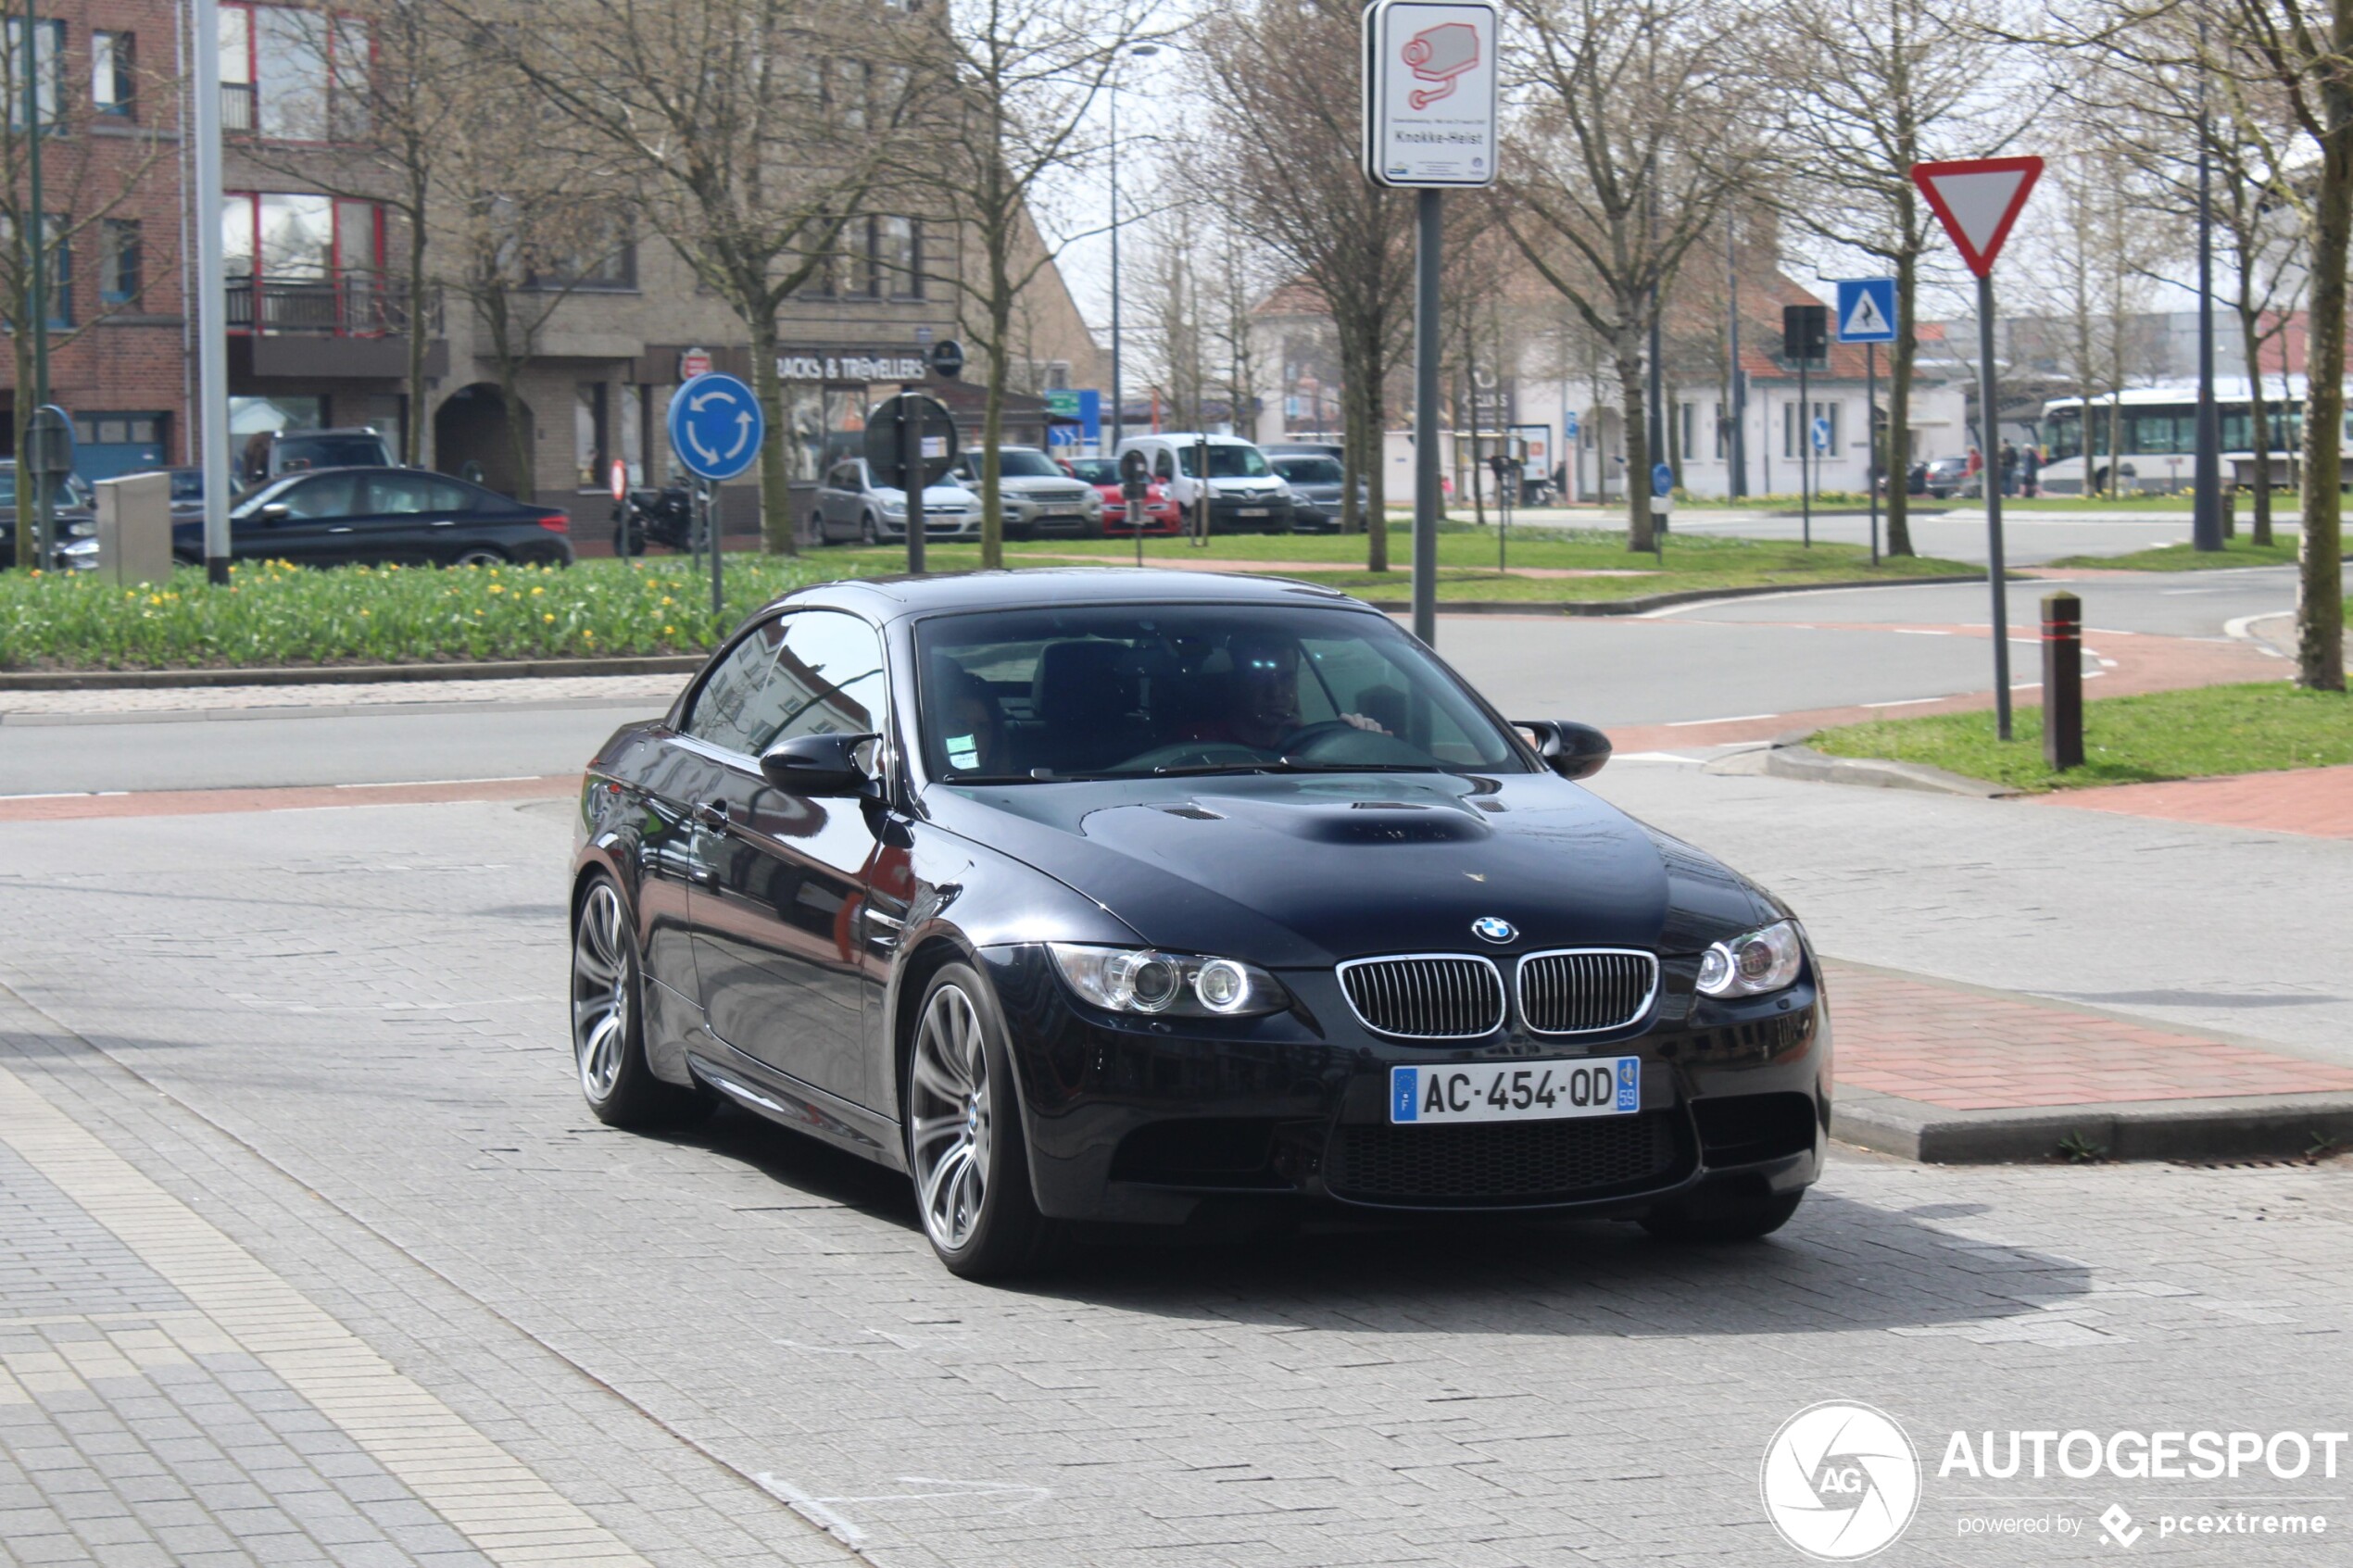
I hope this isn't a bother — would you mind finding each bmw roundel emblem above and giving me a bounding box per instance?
[1471,916,1516,945]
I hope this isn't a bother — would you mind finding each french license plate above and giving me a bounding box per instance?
[1390,1058,1639,1124]
[1238,507,1270,518]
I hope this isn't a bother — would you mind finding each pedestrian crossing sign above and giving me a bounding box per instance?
[1834,278,1897,344]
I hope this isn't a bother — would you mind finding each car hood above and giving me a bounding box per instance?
[925,771,1777,967]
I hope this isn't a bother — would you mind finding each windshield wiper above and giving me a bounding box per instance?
[1271,760,1452,773]
[1150,762,1281,777]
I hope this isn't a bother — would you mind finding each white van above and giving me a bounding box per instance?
[1113,433,1296,534]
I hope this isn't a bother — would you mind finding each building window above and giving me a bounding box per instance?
[222,5,371,143]
[619,384,645,484]
[93,30,133,117]
[878,216,920,300]
[575,383,608,488]
[1712,401,1727,459]
[523,215,635,290]
[99,220,141,305]
[1677,401,1695,462]
[6,18,63,130]
[845,218,877,298]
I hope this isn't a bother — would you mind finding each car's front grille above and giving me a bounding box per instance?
[1338,956,1505,1039]
[1324,1113,1685,1204]
[1516,949,1658,1035]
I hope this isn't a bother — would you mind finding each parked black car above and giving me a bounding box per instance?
[171,468,573,568]
[0,464,98,569]
[568,570,1828,1279]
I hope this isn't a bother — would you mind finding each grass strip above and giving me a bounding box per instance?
[2044,536,2303,571]
[1810,682,2353,792]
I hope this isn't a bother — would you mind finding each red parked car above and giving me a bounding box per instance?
[1066,457,1181,535]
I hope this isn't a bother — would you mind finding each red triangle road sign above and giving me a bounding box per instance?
[1911,157,2044,278]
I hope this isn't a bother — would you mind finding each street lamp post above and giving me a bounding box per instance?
[22,0,51,560]
[2191,21,2223,550]
[1107,44,1159,459]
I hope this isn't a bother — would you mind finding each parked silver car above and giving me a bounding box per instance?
[809,458,983,546]
[944,446,1101,538]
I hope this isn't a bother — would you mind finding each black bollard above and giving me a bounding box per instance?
[2042,591,2083,771]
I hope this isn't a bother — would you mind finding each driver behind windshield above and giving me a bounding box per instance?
[1180,633,1389,753]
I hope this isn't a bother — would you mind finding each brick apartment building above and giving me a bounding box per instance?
[3,0,1100,535]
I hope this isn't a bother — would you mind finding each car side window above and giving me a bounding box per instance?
[278,474,361,519]
[769,613,887,748]
[371,474,473,515]
[826,462,855,490]
[1152,451,1174,483]
[680,620,786,755]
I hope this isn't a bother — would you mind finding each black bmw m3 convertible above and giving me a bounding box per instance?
[569,570,1830,1278]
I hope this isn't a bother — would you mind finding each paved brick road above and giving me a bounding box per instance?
[3,798,2350,1566]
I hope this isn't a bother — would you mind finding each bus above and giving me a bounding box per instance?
[2038,377,2352,495]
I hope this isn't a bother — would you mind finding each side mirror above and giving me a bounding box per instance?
[257,503,292,525]
[1518,720,1612,782]
[758,731,879,797]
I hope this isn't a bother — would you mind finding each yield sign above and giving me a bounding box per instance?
[1911,157,2043,277]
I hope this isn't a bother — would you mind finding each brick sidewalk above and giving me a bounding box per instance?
[1827,959,2353,1162]
[2033,763,2353,839]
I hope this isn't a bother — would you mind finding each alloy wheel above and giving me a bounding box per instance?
[454,546,506,567]
[909,982,992,1252]
[571,882,630,1102]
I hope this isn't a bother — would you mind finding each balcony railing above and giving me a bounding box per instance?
[221,82,255,133]
[226,271,437,337]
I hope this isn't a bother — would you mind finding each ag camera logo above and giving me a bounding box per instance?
[1761,1401,1921,1560]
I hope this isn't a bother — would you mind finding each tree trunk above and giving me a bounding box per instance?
[1617,333,1655,553]
[1338,334,1364,536]
[405,207,429,468]
[1361,329,1390,572]
[747,313,798,556]
[2240,308,2273,547]
[1885,248,1917,556]
[11,349,31,570]
[2296,25,2349,690]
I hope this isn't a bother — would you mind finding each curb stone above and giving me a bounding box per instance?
[0,653,709,693]
[1707,734,2015,797]
[1356,572,1985,618]
[1833,1086,2353,1164]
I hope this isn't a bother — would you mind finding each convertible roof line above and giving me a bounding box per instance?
[773,568,1364,619]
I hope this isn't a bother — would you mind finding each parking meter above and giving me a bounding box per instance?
[1119,448,1151,564]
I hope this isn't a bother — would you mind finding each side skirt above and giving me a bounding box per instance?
[685,1035,908,1174]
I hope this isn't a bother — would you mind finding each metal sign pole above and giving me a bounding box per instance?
[194,0,233,583]
[1978,273,2011,740]
[1798,345,1811,548]
[1867,342,1880,566]
[1412,188,1441,646]
[706,480,724,624]
[902,388,925,574]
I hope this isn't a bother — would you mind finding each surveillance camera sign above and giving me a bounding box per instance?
[1363,0,1499,188]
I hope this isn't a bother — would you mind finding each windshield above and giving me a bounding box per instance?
[230,475,310,520]
[0,470,87,508]
[993,450,1064,478]
[1176,445,1272,479]
[275,434,386,470]
[918,604,1529,783]
[1067,458,1120,484]
[169,470,204,500]
[1274,458,1344,485]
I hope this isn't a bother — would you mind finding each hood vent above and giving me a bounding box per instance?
[1350,800,1427,810]
[1155,803,1225,821]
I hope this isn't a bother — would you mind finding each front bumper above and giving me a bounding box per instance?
[976,945,1831,1227]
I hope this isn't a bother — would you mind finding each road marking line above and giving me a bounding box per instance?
[1862,696,1942,709]
[1664,713,1780,727]
[0,1058,654,1568]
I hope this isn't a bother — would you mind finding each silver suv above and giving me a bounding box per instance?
[946,446,1101,538]
[809,458,983,546]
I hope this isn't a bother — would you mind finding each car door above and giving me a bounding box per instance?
[819,462,855,538]
[233,472,366,565]
[367,471,477,563]
[684,609,892,1110]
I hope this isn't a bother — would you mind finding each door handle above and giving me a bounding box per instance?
[328,526,354,533]
[430,519,455,527]
[694,799,730,831]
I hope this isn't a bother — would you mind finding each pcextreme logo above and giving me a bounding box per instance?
[1760,1401,1922,1561]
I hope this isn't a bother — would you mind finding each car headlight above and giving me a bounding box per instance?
[1694,920,1805,997]
[1083,491,1102,515]
[881,498,906,517]
[1047,944,1289,1018]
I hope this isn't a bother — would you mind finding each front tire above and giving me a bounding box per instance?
[905,963,1055,1280]
[1640,1184,1804,1243]
[571,875,711,1129]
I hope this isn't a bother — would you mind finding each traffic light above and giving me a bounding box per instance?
[1782,304,1829,368]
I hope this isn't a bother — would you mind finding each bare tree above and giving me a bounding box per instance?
[1774,0,2028,555]
[1200,0,1416,565]
[491,0,927,553]
[2178,0,2347,687]
[1133,200,1208,433]
[2,26,180,565]
[908,0,1158,569]
[1499,0,1779,552]
[238,0,472,466]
